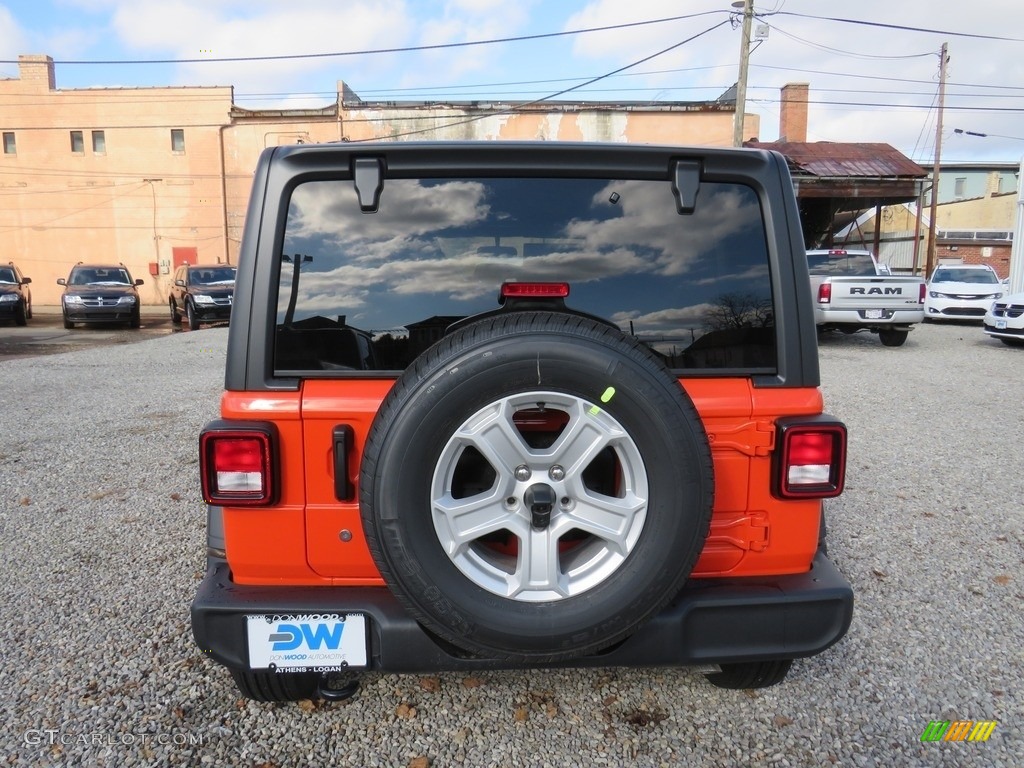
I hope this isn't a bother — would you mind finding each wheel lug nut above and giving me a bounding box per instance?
[548,465,565,481]
[514,465,531,481]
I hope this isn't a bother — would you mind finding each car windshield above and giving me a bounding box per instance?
[0,268,16,284]
[931,269,999,284]
[70,268,132,285]
[190,267,236,285]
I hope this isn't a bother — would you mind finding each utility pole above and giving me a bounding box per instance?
[924,42,949,278]
[732,0,754,147]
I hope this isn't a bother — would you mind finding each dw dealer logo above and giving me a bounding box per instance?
[920,720,998,743]
[269,622,345,651]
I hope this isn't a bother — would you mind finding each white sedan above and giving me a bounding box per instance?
[924,265,1004,321]
[983,290,1024,347]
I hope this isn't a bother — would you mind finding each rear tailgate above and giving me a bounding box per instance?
[820,276,924,313]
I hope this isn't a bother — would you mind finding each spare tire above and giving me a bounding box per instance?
[360,312,714,662]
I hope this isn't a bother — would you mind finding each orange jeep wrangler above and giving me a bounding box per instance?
[191,142,852,702]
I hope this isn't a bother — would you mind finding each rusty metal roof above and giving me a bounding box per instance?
[752,141,927,179]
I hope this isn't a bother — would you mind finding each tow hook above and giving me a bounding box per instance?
[317,675,360,702]
[525,483,556,530]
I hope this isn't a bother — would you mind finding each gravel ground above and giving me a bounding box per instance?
[1,321,1021,767]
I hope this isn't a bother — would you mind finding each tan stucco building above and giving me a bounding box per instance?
[2,54,758,306]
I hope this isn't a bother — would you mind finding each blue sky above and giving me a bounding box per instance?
[2,0,1024,163]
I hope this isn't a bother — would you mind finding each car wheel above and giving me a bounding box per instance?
[129,308,141,329]
[705,659,793,690]
[878,329,908,347]
[360,312,714,662]
[63,314,74,330]
[25,299,32,321]
[14,302,27,326]
[186,300,200,331]
[1000,338,1024,348]
[229,669,318,703]
[170,299,181,325]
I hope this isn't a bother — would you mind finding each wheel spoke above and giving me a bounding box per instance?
[456,400,531,478]
[510,527,566,599]
[433,492,512,555]
[548,404,620,473]
[564,491,647,555]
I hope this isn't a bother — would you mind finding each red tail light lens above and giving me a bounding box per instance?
[501,282,570,299]
[200,427,276,506]
[817,283,832,304]
[918,283,926,304]
[774,421,847,499]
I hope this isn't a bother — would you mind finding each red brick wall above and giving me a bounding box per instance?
[934,242,1011,278]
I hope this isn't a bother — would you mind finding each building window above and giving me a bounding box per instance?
[70,130,84,153]
[2,132,14,155]
[171,129,185,152]
[953,177,966,198]
[92,130,106,154]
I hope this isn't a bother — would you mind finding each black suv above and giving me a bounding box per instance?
[0,262,32,326]
[169,264,236,330]
[57,263,144,328]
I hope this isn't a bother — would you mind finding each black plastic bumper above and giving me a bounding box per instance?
[194,306,232,322]
[191,553,853,674]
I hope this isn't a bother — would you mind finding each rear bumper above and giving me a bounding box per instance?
[191,552,853,674]
[815,307,923,328]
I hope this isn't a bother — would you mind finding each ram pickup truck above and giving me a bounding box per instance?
[806,249,925,346]
[191,141,853,703]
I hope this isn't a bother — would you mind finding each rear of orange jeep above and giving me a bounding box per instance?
[191,142,852,702]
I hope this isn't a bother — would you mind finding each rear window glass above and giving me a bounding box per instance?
[275,176,776,374]
[806,251,876,276]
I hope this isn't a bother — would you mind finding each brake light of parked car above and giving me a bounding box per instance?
[501,282,570,299]
[199,424,278,506]
[918,283,926,304]
[773,421,847,499]
[817,283,832,304]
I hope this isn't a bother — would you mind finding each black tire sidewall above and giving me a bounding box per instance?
[361,315,713,659]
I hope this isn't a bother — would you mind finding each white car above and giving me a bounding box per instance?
[924,264,1004,321]
[983,290,1024,347]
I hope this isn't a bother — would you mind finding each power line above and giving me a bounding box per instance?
[770,11,1024,42]
[348,19,732,142]
[0,11,725,66]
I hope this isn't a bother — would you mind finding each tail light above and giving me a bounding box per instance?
[773,419,847,499]
[918,283,926,304]
[817,283,832,304]
[200,421,278,506]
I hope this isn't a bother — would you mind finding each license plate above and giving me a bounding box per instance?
[246,614,367,671]
[996,320,1008,330]
[865,309,883,319]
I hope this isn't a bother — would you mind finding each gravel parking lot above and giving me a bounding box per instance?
[1,322,1021,767]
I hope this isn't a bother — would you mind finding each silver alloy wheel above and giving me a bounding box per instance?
[431,391,648,602]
